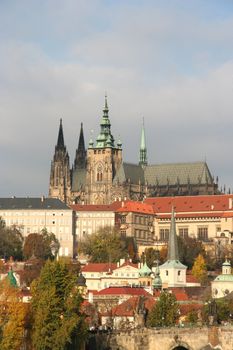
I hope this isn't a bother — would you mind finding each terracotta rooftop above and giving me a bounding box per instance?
[116,201,154,214]
[82,263,117,273]
[71,201,123,212]
[95,286,151,296]
[145,195,233,214]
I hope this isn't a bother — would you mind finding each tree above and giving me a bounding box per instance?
[147,291,179,327]
[79,227,128,263]
[0,279,28,350]
[192,254,208,285]
[31,260,87,350]
[23,230,59,260]
[0,226,23,260]
[178,236,205,269]
[144,248,158,268]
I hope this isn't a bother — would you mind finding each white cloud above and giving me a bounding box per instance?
[1,1,233,195]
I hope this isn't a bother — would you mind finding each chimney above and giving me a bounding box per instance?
[121,201,125,208]
[88,292,93,303]
[229,198,233,209]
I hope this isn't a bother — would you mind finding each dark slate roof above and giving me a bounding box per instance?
[144,161,213,186]
[113,162,145,185]
[0,198,70,210]
[71,168,86,192]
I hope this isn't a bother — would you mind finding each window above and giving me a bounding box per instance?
[178,270,181,276]
[198,227,208,241]
[166,270,168,276]
[159,229,169,241]
[121,230,126,237]
[179,228,188,238]
[121,216,126,223]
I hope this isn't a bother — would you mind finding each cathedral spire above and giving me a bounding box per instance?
[74,123,86,169]
[139,118,147,166]
[95,95,115,148]
[167,207,179,261]
[57,118,65,149]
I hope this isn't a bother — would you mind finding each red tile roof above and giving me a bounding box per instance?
[145,195,233,216]
[116,201,155,214]
[71,201,123,212]
[95,286,151,296]
[82,263,117,273]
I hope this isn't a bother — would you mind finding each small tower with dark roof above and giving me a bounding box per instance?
[49,119,71,203]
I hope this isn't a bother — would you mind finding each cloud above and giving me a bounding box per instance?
[0,0,233,196]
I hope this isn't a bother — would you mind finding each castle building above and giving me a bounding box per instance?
[49,97,219,205]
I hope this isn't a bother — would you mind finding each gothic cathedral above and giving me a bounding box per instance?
[49,97,219,204]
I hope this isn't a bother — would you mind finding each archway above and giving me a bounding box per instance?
[172,347,189,350]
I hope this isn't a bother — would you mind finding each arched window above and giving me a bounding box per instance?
[166,270,168,276]
[178,270,181,276]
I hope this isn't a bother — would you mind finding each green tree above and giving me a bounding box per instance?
[147,291,179,327]
[145,248,158,268]
[23,231,59,260]
[0,226,23,260]
[31,260,87,350]
[79,227,128,263]
[192,254,208,285]
[178,236,205,269]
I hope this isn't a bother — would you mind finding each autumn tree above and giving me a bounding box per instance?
[31,260,87,350]
[192,254,208,285]
[147,291,179,327]
[23,230,59,260]
[0,279,28,350]
[178,236,205,269]
[0,225,23,260]
[79,227,128,263]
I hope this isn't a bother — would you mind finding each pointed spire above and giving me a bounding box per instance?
[139,117,148,166]
[57,118,65,148]
[103,93,109,117]
[96,95,115,148]
[74,122,86,169]
[167,207,179,261]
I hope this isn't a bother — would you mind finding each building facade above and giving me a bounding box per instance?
[49,97,219,205]
[0,197,74,257]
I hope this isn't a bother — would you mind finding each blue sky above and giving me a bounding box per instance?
[0,0,233,196]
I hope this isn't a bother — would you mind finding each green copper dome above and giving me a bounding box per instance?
[214,274,233,282]
[139,262,152,277]
[222,259,231,267]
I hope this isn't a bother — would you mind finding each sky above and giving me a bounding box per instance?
[1,0,233,197]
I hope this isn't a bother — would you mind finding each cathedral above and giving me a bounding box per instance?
[49,97,219,204]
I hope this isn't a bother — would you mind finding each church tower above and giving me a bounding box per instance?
[139,118,147,166]
[85,96,123,204]
[159,207,187,287]
[49,119,71,203]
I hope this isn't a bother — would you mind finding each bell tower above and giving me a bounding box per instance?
[49,119,71,203]
[85,96,122,204]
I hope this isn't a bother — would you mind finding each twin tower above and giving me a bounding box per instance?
[49,97,218,204]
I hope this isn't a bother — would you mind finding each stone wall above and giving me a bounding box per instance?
[91,326,233,350]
